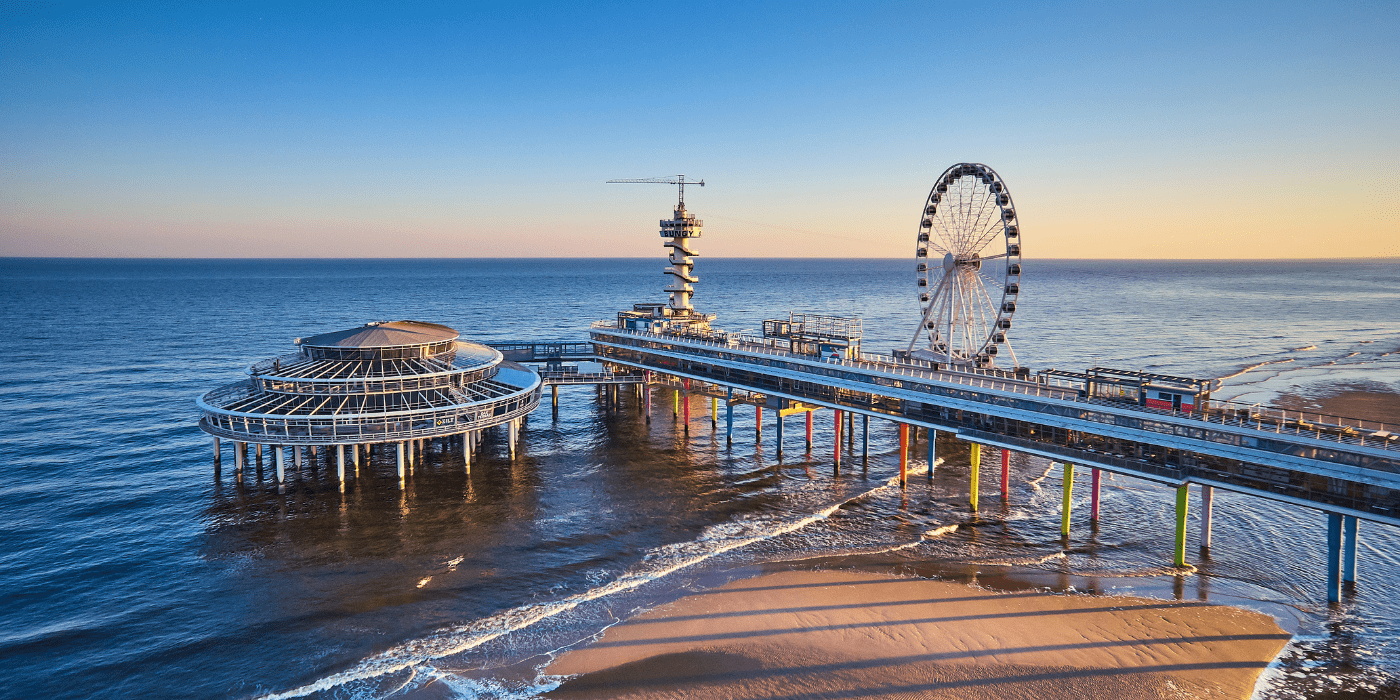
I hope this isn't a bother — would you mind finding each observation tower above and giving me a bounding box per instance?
[607,175,716,334]
[196,320,542,488]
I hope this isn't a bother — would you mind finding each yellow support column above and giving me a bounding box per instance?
[1061,463,1075,537]
[970,443,981,512]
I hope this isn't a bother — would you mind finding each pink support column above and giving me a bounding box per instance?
[1091,468,1102,523]
[1000,448,1010,498]
[834,409,843,466]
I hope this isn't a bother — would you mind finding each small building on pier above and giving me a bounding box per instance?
[196,320,542,483]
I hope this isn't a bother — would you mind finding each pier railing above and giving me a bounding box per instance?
[197,381,542,444]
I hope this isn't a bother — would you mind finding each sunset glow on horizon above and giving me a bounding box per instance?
[2,3,1396,259]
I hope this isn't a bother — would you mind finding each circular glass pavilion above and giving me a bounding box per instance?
[197,320,541,483]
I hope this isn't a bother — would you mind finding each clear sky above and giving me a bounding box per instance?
[2,2,1396,258]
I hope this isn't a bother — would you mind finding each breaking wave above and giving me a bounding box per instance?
[254,476,905,699]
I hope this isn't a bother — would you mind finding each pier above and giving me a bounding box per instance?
[194,168,1396,606]
[197,321,542,489]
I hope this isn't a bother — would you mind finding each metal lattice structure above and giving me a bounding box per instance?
[196,321,541,445]
[909,162,1021,368]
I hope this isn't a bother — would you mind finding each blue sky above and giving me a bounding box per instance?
[2,2,1396,257]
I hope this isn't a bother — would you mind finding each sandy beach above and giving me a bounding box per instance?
[1272,381,1400,426]
[545,569,1291,700]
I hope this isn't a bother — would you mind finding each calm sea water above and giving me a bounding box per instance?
[0,258,1397,699]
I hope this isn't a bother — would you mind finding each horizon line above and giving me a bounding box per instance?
[2,256,1397,263]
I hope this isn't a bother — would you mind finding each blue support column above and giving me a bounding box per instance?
[725,387,734,444]
[1327,513,1343,603]
[927,429,936,476]
[776,410,784,458]
[861,414,869,461]
[1343,515,1359,584]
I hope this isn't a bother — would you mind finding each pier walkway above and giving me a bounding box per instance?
[508,323,1395,604]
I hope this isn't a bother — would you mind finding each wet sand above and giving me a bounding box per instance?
[545,569,1291,700]
[1272,381,1400,426]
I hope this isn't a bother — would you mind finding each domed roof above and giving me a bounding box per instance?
[298,320,459,349]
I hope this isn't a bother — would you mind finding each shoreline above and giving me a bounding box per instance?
[541,563,1292,700]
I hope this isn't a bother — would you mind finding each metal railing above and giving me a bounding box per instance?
[198,384,542,444]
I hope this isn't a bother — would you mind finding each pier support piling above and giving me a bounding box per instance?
[683,380,690,433]
[1343,515,1359,584]
[397,442,405,483]
[336,445,345,486]
[725,387,733,444]
[235,442,245,471]
[1000,447,1009,497]
[834,409,843,467]
[509,419,518,460]
[1061,463,1075,537]
[776,411,784,458]
[898,423,908,486]
[1174,485,1189,568]
[463,432,471,474]
[805,410,812,452]
[1090,468,1101,523]
[712,396,718,429]
[275,445,285,483]
[294,444,303,471]
[862,414,869,462]
[1327,512,1343,602]
[673,389,679,418]
[1200,486,1214,550]
[970,443,981,512]
[213,437,221,464]
[928,430,938,477]
[756,406,762,441]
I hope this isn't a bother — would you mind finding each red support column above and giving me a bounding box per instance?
[1000,448,1010,498]
[898,423,909,486]
[805,411,813,452]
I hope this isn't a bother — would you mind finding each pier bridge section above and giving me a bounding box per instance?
[586,323,1398,601]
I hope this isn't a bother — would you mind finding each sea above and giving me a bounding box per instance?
[0,258,1397,699]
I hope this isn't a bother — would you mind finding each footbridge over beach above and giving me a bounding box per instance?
[512,324,1397,604]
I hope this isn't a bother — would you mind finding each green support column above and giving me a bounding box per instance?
[969,443,980,512]
[1174,485,1190,567]
[1061,463,1075,536]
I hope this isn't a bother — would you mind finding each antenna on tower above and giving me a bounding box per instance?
[605,175,705,209]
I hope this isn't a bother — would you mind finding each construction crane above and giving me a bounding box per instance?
[605,175,705,208]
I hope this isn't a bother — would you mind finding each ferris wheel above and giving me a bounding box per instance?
[908,163,1021,368]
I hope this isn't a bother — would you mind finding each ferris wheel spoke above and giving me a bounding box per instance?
[909,270,950,351]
